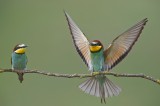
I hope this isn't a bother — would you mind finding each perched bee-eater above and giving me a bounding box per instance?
[11,44,28,83]
[64,11,147,103]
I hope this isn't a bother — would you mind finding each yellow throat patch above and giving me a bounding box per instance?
[89,46,102,52]
[15,48,26,54]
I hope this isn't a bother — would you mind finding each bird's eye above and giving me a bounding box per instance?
[97,43,100,46]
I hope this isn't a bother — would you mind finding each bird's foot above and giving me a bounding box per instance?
[91,72,100,76]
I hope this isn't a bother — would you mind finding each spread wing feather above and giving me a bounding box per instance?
[64,11,92,70]
[104,18,148,70]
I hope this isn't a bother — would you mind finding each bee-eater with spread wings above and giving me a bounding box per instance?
[64,11,147,103]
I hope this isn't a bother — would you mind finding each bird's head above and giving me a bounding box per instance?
[89,40,103,52]
[13,44,28,54]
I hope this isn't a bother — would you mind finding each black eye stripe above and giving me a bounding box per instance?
[13,44,27,52]
[17,47,22,49]
[13,46,24,51]
[14,47,21,51]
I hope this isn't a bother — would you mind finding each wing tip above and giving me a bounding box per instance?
[141,18,148,26]
[63,10,68,18]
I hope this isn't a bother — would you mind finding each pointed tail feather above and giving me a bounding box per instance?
[17,73,24,83]
[79,75,121,103]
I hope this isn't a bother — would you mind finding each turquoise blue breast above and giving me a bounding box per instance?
[90,50,105,72]
[11,52,27,70]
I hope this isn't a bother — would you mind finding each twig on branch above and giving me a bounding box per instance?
[0,68,160,85]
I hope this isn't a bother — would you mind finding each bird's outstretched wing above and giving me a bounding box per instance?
[104,18,148,70]
[64,11,92,70]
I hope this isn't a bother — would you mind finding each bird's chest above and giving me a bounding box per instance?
[90,51,104,71]
[12,53,27,69]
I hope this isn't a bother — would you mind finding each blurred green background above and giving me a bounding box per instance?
[0,0,159,106]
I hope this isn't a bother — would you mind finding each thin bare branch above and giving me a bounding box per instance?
[0,68,159,85]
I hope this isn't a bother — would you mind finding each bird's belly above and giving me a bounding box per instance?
[13,60,26,69]
[12,55,26,70]
[91,56,104,72]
